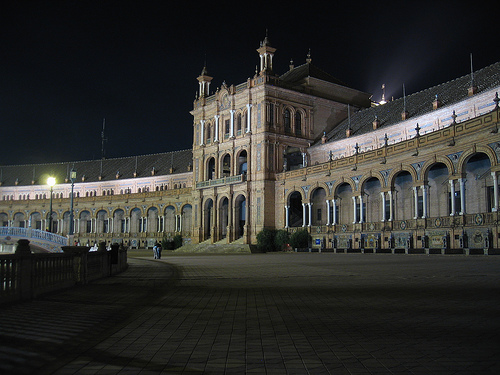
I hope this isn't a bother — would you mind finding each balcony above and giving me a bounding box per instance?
[196,174,246,189]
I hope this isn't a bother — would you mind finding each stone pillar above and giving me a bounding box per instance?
[492,171,498,212]
[307,203,312,227]
[459,178,466,215]
[381,192,386,221]
[332,199,337,225]
[359,195,364,223]
[388,190,394,221]
[15,239,33,301]
[302,203,307,227]
[214,115,220,143]
[449,180,456,216]
[200,119,205,146]
[326,199,331,226]
[352,196,357,224]
[421,185,428,218]
[413,187,419,219]
[246,104,252,133]
[229,109,235,138]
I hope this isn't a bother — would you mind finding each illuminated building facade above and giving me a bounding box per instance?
[1,37,500,253]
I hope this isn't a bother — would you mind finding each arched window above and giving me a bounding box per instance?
[222,154,231,177]
[295,111,302,136]
[284,109,291,134]
[207,157,216,180]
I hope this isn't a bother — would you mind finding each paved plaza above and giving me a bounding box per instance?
[1,252,499,374]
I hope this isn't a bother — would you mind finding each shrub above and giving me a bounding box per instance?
[162,237,174,250]
[289,229,311,249]
[256,228,277,252]
[173,234,183,249]
[274,229,290,251]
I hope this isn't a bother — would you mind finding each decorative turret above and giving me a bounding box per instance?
[197,65,213,98]
[256,33,276,74]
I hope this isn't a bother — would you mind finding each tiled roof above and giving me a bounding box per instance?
[0,149,193,187]
[280,62,348,87]
[322,61,500,143]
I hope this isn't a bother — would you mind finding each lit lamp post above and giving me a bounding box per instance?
[47,176,56,232]
[69,169,76,237]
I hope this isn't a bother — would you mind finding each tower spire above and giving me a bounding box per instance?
[257,32,276,74]
[468,53,477,96]
[197,62,213,98]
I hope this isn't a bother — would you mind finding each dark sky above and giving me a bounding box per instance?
[1,1,498,166]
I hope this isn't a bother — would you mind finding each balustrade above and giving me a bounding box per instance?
[0,240,127,304]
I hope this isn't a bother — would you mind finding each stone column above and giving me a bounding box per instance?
[492,171,499,212]
[200,119,205,146]
[352,196,357,224]
[359,195,364,223]
[381,192,386,221]
[332,199,337,225]
[459,178,466,215]
[308,203,312,227]
[302,203,307,227]
[388,190,394,221]
[421,185,428,218]
[214,115,220,143]
[326,199,331,226]
[246,104,252,133]
[449,180,456,216]
[229,109,235,138]
[413,187,419,219]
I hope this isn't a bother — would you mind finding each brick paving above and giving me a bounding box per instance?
[1,252,499,374]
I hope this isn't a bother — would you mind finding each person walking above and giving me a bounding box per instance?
[153,242,159,259]
[157,242,162,259]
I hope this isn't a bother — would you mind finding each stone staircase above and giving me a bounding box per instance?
[174,237,253,254]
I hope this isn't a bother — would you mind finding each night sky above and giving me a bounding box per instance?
[1,1,498,166]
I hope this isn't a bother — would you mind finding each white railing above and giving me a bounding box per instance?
[0,227,69,247]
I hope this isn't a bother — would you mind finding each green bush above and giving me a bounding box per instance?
[173,234,183,249]
[289,229,311,249]
[274,229,290,251]
[256,228,277,252]
[162,234,183,250]
[162,237,174,250]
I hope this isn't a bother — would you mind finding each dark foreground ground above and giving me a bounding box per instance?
[1,251,499,374]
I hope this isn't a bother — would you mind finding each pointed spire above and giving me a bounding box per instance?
[306,49,312,64]
[402,83,409,120]
[468,53,477,96]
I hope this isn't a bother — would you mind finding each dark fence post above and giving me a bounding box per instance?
[15,239,32,300]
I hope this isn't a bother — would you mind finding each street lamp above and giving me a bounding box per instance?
[47,176,56,232]
[69,169,76,237]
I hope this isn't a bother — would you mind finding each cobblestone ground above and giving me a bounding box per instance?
[1,252,499,374]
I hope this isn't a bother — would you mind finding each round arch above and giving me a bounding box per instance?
[206,156,216,180]
[388,165,419,189]
[332,179,356,196]
[457,145,497,175]
[421,156,455,182]
[220,153,232,177]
